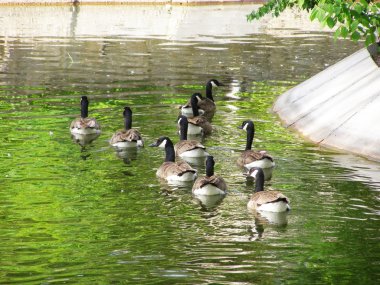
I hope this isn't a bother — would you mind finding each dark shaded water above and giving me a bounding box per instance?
[0,4,379,285]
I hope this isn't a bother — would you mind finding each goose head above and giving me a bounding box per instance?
[205,155,215,177]
[190,93,203,117]
[247,167,265,192]
[149,136,172,148]
[80,96,89,118]
[238,120,254,132]
[123,106,133,130]
[238,120,255,151]
[206,79,224,101]
[150,136,175,162]
[177,115,189,140]
[207,79,224,88]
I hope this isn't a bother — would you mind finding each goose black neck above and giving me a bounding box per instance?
[164,140,176,162]
[205,157,214,177]
[254,169,265,192]
[80,97,89,118]
[245,124,255,151]
[124,110,132,130]
[179,118,188,141]
[205,82,214,102]
[191,95,200,117]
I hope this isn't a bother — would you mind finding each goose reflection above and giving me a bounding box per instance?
[248,211,289,241]
[71,132,100,147]
[113,146,139,164]
[194,193,226,210]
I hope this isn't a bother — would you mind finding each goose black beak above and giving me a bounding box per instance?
[149,142,158,147]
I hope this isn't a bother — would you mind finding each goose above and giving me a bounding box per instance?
[150,136,197,182]
[175,115,209,158]
[180,79,223,120]
[70,96,101,135]
[237,120,274,169]
[186,93,212,136]
[109,107,143,148]
[247,167,290,212]
[192,156,227,196]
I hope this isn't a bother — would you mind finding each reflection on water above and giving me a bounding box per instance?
[195,193,227,210]
[1,4,379,285]
[71,132,101,146]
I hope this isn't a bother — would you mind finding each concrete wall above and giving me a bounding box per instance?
[0,5,328,40]
[273,45,380,162]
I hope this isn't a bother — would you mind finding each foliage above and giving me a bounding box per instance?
[247,0,380,46]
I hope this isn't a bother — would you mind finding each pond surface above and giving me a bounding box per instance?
[1,4,379,285]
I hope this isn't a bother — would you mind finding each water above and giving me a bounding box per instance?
[1,4,379,285]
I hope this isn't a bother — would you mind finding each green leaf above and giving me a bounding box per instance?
[354,3,363,14]
[340,26,349,38]
[351,31,361,41]
[365,33,376,46]
[317,9,326,22]
[326,17,337,28]
[360,0,368,9]
[350,20,359,32]
[310,8,319,21]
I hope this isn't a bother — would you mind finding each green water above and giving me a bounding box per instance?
[0,5,379,285]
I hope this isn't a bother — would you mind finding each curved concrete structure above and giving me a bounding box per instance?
[273,44,380,161]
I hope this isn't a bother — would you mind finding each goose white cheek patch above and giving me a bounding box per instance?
[158,139,167,148]
[250,169,259,178]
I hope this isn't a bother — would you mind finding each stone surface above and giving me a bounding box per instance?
[273,45,380,161]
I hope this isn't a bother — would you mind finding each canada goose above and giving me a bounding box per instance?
[109,107,143,148]
[180,79,223,120]
[175,115,209,158]
[186,93,212,135]
[150,136,197,182]
[237,120,274,169]
[192,156,227,196]
[70,96,101,135]
[247,167,290,212]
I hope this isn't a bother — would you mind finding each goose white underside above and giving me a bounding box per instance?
[179,149,209,158]
[253,201,290,213]
[181,107,205,118]
[187,124,203,135]
[112,140,143,148]
[193,184,226,196]
[165,172,197,182]
[245,158,275,170]
[70,128,101,135]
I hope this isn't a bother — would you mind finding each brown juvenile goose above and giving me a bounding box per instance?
[70,96,101,135]
[175,115,209,158]
[150,136,197,182]
[237,120,274,170]
[192,156,227,196]
[109,107,143,148]
[247,167,290,212]
[186,93,212,136]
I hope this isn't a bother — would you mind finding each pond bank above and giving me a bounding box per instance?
[0,0,264,5]
[274,44,380,162]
